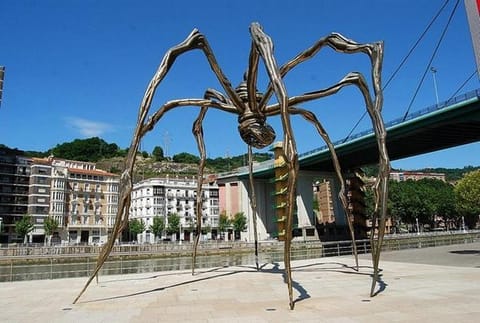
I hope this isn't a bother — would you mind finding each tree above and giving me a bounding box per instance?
[166,213,180,240]
[389,179,433,228]
[172,152,200,164]
[381,178,460,232]
[425,178,456,229]
[15,215,34,244]
[128,218,146,242]
[152,146,164,161]
[149,216,165,241]
[141,151,149,158]
[232,212,247,240]
[43,216,59,246]
[202,225,211,236]
[455,169,480,229]
[48,137,122,162]
[218,211,231,239]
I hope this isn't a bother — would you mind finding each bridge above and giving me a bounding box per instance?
[234,88,480,177]
[217,88,480,242]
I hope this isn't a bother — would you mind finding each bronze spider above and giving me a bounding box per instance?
[74,22,390,310]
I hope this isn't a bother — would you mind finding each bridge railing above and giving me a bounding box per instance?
[297,87,480,159]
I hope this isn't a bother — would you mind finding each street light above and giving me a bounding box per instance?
[0,66,4,108]
[416,217,420,235]
[430,67,439,105]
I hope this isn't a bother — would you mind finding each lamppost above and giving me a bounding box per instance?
[431,67,439,105]
[416,217,420,235]
[0,66,5,108]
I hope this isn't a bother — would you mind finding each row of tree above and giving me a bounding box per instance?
[14,215,59,245]
[364,170,480,231]
[13,211,248,245]
[128,212,248,242]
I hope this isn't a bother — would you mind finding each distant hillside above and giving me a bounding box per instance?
[3,139,477,181]
[3,138,272,176]
[96,156,217,181]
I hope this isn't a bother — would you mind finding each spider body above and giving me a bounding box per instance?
[74,22,390,310]
[234,79,276,148]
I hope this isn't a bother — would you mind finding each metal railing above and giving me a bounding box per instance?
[0,231,478,282]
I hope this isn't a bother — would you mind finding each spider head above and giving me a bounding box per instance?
[238,114,276,149]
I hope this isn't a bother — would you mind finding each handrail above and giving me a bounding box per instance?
[298,88,480,158]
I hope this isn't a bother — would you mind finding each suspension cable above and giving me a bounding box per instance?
[402,0,460,121]
[383,0,452,90]
[448,69,478,99]
[343,0,452,141]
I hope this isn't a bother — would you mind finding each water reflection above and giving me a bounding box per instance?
[0,248,324,282]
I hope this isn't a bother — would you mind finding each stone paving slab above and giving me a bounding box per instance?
[0,243,479,323]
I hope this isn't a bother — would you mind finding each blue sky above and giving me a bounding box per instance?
[1,0,479,169]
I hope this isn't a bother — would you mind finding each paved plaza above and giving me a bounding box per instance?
[0,242,479,322]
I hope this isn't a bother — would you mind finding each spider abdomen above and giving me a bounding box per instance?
[238,114,276,149]
[235,81,275,149]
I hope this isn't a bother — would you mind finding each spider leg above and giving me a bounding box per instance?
[243,36,264,271]
[72,97,236,304]
[191,106,208,275]
[258,32,382,109]
[246,39,260,114]
[247,145,260,271]
[265,64,390,296]
[250,22,298,310]
[286,105,359,270]
[262,72,378,272]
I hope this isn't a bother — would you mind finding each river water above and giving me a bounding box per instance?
[1,247,327,282]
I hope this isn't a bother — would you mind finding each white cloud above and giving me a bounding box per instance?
[66,117,113,137]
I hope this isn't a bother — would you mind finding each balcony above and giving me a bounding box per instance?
[67,221,107,229]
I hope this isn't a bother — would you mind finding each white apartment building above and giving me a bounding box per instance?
[130,176,220,243]
[55,159,119,245]
[28,157,119,245]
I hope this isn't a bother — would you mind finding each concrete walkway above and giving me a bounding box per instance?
[1,242,479,322]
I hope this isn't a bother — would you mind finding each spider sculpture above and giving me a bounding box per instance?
[74,22,390,310]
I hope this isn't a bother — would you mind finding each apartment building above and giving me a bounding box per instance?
[390,171,446,182]
[130,176,220,243]
[313,180,335,225]
[0,147,119,244]
[51,158,119,245]
[0,148,31,243]
[28,158,52,242]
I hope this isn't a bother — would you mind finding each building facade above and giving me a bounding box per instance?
[54,159,119,245]
[130,176,220,243]
[390,171,446,182]
[0,148,119,244]
[0,148,31,243]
